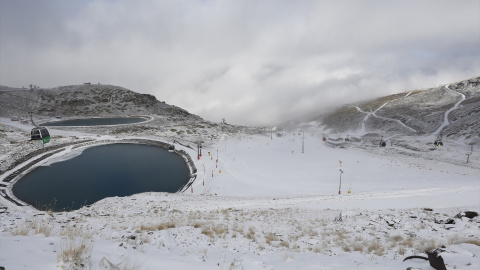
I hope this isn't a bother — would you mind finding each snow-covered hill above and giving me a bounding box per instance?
[0,84,194,120]
[317,76,480,141]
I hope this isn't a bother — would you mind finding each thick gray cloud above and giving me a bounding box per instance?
[1,0,479,125]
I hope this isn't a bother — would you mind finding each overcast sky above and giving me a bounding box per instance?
[1,0,479,126]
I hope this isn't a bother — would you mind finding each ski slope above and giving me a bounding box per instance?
[355,102,417,133]
[191,133,478,202]
[431,84,467,140]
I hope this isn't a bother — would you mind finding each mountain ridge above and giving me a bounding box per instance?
[315,76,480,141]
[0,83,199,121]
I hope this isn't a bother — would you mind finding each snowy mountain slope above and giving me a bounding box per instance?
[0,84,193,119]
[317,76,480,140]
[0,83,262,152]
[0,78,479,269]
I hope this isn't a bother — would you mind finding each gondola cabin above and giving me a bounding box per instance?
[31,127,50,141]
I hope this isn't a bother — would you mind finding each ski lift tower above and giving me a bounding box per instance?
[195,140,203,159]
[466,143,474,163]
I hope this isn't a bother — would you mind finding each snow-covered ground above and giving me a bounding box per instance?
[0,118,479,270]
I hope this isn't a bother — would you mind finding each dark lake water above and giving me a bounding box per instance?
[12,144,189,211]
[41,117,147,126]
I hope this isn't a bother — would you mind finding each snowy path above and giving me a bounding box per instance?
[355,105,376,132]
[431,84,466,140]
[355,97,416,133]
[175,186,480,211]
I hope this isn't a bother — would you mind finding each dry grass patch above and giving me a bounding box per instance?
[139,224,157,231]
[306,227,319,237]
[367,239,384,256]
[352,241,364,252]
[279,240,290,248]
[34,219,54,237]
[404,237,414,248]
[264,232,280,245]
[245,226,256,241]
[336,230,346,241]
[449,235,480,246]
[12,220,31,236]
[58,237,93,269]
[201,224,228,239]
[193,222,202,228]
[390,234,404,243]
[342,243,351,252]
[201,226,215,239]
[211,224,227,236]
[60,225,93,240]
[157,221,176,230]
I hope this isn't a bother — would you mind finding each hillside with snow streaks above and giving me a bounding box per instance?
[318,76,480,141]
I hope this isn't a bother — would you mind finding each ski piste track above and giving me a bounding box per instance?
[430,84,466,140]
[165,186,480,210]
[355,91,417,133]
[356,85,468,138]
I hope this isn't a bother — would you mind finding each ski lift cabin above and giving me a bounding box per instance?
[31,127,50,141]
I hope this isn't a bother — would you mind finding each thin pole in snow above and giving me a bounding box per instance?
[339,169,344,195]
[302,131,304,154]
[466,143,474,163]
